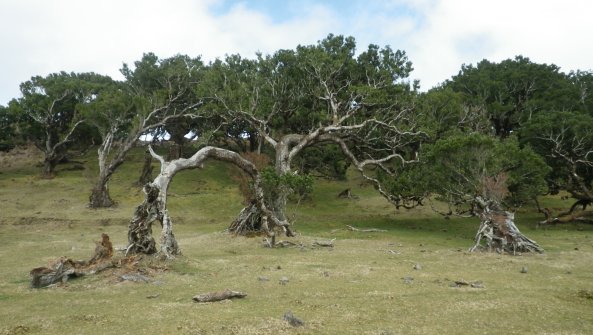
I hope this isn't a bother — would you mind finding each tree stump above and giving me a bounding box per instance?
[470,209,543,254]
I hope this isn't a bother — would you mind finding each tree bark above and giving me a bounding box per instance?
[137,149,154,186]
[89,179,115,208]
[88,131,136,208]
[470,208,543,254]
[41,157,58,179]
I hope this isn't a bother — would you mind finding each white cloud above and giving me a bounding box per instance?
[405,0,593,89]
[0,0,336,104]
[1,0,592,103]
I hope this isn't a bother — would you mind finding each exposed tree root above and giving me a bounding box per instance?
[227,202,296,246]
[470,209,543,254]
[228,202,268,235]
[337,188,358,199]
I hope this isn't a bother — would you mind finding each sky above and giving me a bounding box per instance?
[0,0,592,105]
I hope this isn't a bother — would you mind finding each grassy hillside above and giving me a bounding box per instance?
[1,146,592,335]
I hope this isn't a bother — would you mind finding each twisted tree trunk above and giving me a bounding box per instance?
[229,138,294,236]
[127,145,293,259]
[89,174,115,208]
[137,149,154,186]
[88,131,134,208]
[470,208,543,254]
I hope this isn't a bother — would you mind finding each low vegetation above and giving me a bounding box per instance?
[1,147,592,334]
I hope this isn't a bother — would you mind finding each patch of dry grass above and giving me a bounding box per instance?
[1,147,593,334]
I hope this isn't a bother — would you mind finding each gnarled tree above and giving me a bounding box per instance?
[213,35,424,233]
[8,72,107,177]
[126,145,293,259]
[87,53,205,208]
[521,111,593,224]
[393,133,548,253]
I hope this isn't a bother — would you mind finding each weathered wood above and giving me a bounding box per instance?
[313,239,335,247]
[192,289,247,303]
[470,209,543,254]
[538,207,593,226]
[346,225,387,232]
[30,234,115,288]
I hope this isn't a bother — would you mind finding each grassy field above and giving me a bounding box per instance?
[1,146,592,335]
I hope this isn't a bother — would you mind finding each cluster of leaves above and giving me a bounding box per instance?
[260,167,314,201]
[384,133,549,214]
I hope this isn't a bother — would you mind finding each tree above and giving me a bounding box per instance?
[9,72,109,177]
[521,111,593,223]
[87,53,205,208]
[446,56,573,138]
[396,134,548,253]
[0,104,18,151]
[126,146,293,259]
[213,35,424,232]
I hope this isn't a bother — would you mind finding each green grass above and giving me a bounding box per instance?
[1,146,593,334]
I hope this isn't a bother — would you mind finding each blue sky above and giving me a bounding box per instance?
[0,0,592,105]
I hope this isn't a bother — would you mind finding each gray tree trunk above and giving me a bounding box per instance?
[88,131,136,208]
[89,176,115,208]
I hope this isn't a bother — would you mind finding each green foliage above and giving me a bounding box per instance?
[521,110,593,197]
[385,133,549,212]
[260,167,314,200]
[294,144,350,180]
[121,53,205,120]
[0,104,17,150]
[416,87,492,140]
[7,72,113,175]
[446,56,574,138]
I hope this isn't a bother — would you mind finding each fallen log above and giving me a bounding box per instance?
[192,289,247,303]
[312,239,335,248]
[30,233,115,288]
[346,225,387,232]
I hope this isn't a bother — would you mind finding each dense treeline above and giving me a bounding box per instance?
[2,34,593,253]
